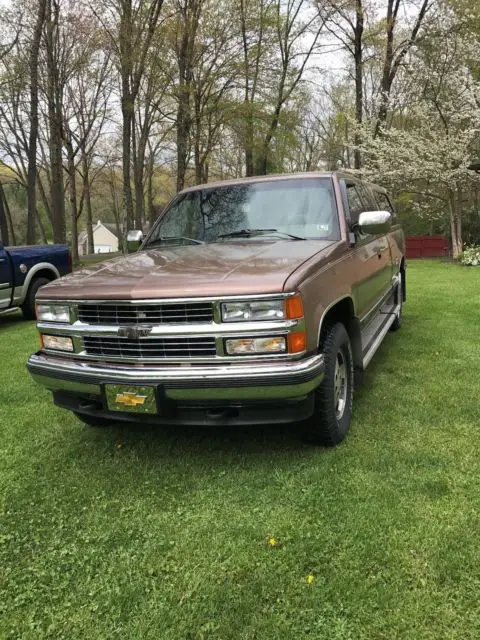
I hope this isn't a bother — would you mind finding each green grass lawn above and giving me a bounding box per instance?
[1,260,480,639]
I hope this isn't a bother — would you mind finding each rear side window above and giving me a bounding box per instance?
[375,191,395,215]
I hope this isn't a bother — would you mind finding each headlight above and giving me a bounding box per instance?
[222,300,285,323]
[36,304,71,323]
[41,335,74,352]
[225,336,287,355]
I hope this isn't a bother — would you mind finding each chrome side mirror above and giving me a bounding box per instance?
[358,210,392,235]
[126,229,143,253]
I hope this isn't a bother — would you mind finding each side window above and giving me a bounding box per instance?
[358,185,378,211]
[345,183,365,226]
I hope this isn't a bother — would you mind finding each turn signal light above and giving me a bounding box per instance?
[285,295,304,320]
[288,331,306,354]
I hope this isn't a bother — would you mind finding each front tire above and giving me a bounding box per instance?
[302,322,354,446]
[74,412,116,427]
[21,277,51,320]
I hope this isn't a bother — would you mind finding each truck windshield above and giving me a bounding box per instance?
[144,178,340,248]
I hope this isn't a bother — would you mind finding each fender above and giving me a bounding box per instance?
[316,294,363,370]
[317,294,356,345]
[12,262,60,306]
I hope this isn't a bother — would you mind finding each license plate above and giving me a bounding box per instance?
[105,384,158,414]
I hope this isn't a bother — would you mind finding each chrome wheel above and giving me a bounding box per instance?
[334,350,347,420]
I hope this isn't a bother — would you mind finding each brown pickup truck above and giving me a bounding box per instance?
[27,172,405,445]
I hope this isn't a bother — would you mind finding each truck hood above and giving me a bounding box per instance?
[39,240,334,300]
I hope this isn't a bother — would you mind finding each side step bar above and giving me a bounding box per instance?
[362,301,401,369]
[0,306,19,316]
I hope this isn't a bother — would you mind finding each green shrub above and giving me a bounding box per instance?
[459,245,480,265]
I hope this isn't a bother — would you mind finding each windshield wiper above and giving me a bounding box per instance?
[147,236,205,247]
[218,229,305,241]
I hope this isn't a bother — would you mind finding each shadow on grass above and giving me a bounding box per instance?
[9,411,323,516]
[0,310,25,329]
[73,417,316,460]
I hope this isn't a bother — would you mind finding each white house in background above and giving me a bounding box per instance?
[78,220,120,256]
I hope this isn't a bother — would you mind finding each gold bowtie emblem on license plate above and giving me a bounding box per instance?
[105,384,158,414]
[115,392,147,407]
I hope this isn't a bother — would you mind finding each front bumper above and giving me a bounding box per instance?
[27,352,324,425]
[27,352,324,401]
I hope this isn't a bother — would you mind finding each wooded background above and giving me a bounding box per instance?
[0,0,478,259]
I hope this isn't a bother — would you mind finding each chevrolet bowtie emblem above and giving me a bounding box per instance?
[115,392,147,407]
[118,326,152,339]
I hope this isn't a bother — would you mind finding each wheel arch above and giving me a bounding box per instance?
[318,296,363,370]
[21,263,59,302]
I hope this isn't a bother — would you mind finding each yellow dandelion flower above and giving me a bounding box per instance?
[306,574,314,584]
[267,536,279,547]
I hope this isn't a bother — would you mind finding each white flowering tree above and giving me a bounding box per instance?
[357,8,480,258]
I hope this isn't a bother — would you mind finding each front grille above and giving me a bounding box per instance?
[78,302,214,325]
[83,336,217,359]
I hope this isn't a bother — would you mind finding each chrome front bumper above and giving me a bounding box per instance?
[27,352,325,402]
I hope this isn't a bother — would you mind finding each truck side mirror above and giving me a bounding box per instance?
[358,210,392,235]
[126,230,144,253]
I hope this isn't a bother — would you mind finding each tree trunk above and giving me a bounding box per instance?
[133,117,147,228]
[65,138,79,262]
[375,0,396,137]
[121,93,135,236]
[176,87,190,192]
[3,186,16,245]
[194,144,202,185]
[257,99,283,175]
[193,93,202,185]
[353,0,364,170]
[81,151,94,254]
[244,113,255,177]
[117,0,164,238]
[37,175,54,230]
[0,183,9,246]
[108,170,124,253]
[146,155,155,227]
[374,0,429,136]
[448,190,462,259]
[175,1,201,192]
[46,0,66,244]
[27,0,47,245]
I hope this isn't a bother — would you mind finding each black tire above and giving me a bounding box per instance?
[302,322,354,446]
[21,277,51,320]
[390,273,404,332]
[74,412,116,427]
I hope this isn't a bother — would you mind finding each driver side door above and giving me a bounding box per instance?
[342,180,390,321]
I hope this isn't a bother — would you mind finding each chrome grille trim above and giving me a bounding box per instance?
[78,302,213,325]
[83,336,217,360]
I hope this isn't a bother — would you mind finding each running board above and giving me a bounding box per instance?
[362,302,401,369]
[0,306,19,316]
